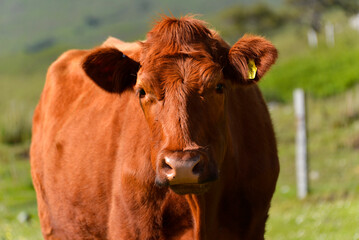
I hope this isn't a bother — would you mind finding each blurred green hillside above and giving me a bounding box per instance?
[262,19,359,101]
[0,0,283,57]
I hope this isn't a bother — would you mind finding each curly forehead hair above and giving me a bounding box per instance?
[140,16,229,64]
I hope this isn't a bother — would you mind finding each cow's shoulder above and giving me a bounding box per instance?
[44,47,96,98]
[39,48,97,125]
[47,49,88,80]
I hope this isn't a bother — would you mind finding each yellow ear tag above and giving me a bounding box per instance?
[248,59,257,80]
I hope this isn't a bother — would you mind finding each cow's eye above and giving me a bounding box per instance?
[215,83,225,94]
[138,88,146,98]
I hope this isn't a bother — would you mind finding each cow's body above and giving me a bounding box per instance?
[31,16,279,240]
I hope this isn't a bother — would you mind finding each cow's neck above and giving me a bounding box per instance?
[185,194,206,239]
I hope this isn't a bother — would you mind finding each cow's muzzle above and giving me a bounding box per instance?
[155,151,218,194]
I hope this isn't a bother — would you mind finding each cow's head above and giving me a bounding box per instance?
[83,16,277,195]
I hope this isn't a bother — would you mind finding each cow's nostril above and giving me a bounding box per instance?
[192,160,203,175]
[162,160,173,170]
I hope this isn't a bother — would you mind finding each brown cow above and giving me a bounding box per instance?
[30,16,279,240]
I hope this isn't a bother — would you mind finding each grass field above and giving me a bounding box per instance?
[0,144,42,240]
[266,85,359,239]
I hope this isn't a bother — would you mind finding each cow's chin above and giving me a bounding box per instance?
[169,183,211,195]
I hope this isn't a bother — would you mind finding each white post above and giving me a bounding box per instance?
[307,28,318,48]
[325,22,335,47]
[293,89,308,199]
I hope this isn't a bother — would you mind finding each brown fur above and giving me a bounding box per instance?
[31,16,279,240]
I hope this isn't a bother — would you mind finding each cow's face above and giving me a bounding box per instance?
[83,17,277,195]
[135,55,227,194]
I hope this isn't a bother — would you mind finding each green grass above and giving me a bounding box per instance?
[0,144,42,240]
[271,85,359,197]
[0,68,44,239]
[265,85,359,239]
[0,72,44,146]
[267,196,359,240]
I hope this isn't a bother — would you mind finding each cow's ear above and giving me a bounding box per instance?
[83,48,140,93]
[227,35,278,84]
